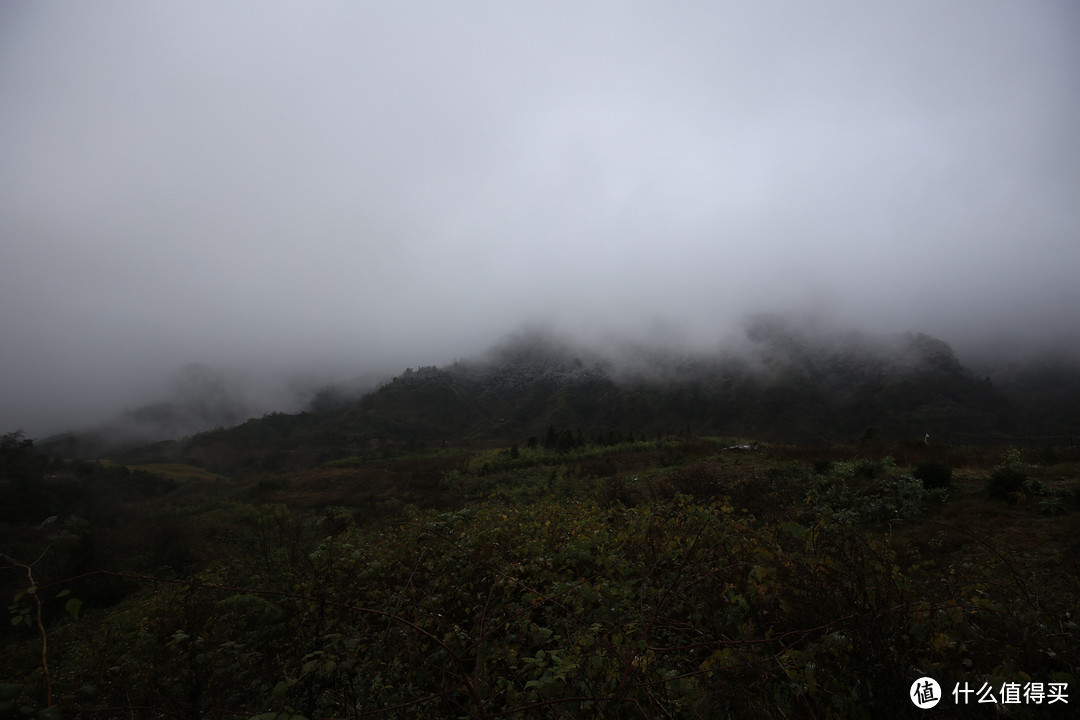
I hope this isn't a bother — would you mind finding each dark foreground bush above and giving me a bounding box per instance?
[987,465,1027,500]
[914,460,952,490]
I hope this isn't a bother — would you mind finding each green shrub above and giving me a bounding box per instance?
[914,460,952,490]
[987,465,1027,501]
[1037,492,1068,515]
[854,459,883,479]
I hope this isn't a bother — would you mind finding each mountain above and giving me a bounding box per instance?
[58,321,1072,476]
[37,364,386,459]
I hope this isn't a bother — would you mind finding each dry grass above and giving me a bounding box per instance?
[130,463,229,483]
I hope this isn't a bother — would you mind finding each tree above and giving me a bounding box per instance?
[1,430,41,481]
[544,423,558,450]
[0,430,48,522]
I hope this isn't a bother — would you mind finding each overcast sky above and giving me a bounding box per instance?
[2,1,1078,437]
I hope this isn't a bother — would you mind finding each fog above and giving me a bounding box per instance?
[2,1,1078,438]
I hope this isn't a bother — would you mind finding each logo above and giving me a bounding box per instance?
[911,677,942,709]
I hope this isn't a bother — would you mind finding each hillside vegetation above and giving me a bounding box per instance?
[3,427,1080,718]
[47,322,1078,476]
[4,324,1080,718]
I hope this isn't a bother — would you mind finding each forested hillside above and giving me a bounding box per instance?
[3,428,1079,718]
[4,323,1079,718]
[45,323,1074,477]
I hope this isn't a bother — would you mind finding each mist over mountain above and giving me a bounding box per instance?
[3,2,1078,440]
[32,318,1066,475]
[3,4,1078,699]
[37,363,388,458]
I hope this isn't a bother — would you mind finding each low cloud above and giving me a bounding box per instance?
[2,1,1078,437]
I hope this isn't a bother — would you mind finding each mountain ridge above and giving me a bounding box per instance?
[34,320,1075,474]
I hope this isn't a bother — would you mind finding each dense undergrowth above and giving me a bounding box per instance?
[2,437,1079,718]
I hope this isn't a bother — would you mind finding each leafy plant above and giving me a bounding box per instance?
[987,449,1031,501]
